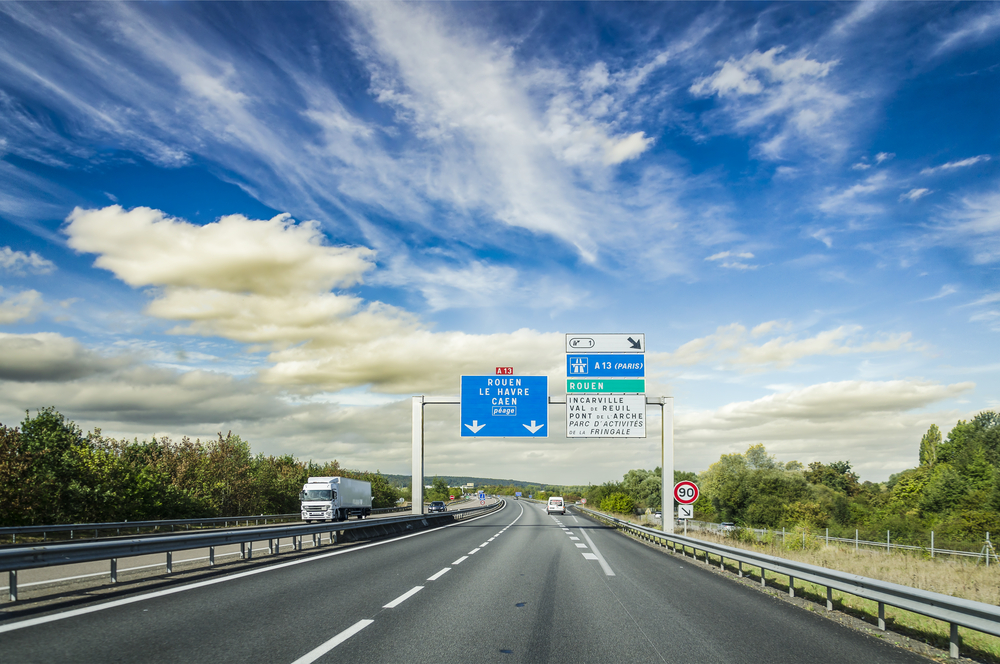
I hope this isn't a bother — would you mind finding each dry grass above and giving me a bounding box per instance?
[682,528,1000,662]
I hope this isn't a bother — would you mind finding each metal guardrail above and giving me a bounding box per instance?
[0,506,413,543]
[1,500,504,603]
[579,507,1000,660]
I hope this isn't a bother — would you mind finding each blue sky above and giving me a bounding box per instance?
[1,2,998,484]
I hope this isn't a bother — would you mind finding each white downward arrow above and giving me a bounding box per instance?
[465,420,486,433]
[523,420,545,434]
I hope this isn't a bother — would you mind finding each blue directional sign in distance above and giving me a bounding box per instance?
[567,354,645,377]
[461,375,548,437]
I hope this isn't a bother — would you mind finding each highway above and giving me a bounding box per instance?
[1,501,931,663]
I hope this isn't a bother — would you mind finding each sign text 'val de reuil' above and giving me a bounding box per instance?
[566,394,646,438]
[460,375,548,438]
[565,333,645,354]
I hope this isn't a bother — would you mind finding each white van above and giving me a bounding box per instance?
[546,496,565,515]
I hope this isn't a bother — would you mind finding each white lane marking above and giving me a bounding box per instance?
[571,516,580,523]
[452,556,469,565]
[480,542,489,547]
[290,619,373,664]
[384,586,423,608]
[575,544,587,548]
[0,502,506,635]
[582,553,599,560]
[427,568,450,581]
[488,537,495,541]
[468,548,481,555]
[569,537,580,541]
[579,528,615,577]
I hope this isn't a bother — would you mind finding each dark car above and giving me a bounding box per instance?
[429,501,447,513]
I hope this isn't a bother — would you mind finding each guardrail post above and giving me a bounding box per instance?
[950,623,960,659]
[166,551,173,574]
[240,542,246,559]
[826,587,833,611]
[210,546,215,566]
[877,602,885,630]
[788,576,795,598]
[110,558,118,583]
[268,538,274,555]
[760,569,766,587]
[247,542,253,560]
[737,561,743,577]
[9,570,16,601]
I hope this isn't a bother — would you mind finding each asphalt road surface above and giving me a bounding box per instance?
[0,501,931,663]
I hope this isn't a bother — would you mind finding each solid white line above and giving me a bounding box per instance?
[383,586,423,608]
[0,503,505,635]
[579,528,615,577]
[427,568,450,581]
[452,556,468,565]
[290,619,373,664]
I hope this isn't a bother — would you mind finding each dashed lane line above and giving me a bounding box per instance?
[383,586,423,608]
[289,619,374,664]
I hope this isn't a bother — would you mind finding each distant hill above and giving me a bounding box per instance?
[382,473,550,490]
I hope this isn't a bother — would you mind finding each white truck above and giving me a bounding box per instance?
[300,476,372,522]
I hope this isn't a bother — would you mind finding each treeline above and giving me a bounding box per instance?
[579,411,1000,549]
[0,407,401,526]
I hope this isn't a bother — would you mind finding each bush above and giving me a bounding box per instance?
[601,492,635,514]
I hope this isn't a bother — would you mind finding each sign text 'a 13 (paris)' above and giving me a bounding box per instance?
[566,354,644,377]
[460,375,548,437]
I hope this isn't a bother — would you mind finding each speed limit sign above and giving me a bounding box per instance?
[673,481,699,505]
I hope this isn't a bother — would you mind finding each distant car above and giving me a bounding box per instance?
[429,501,447,513]
[654,512,662,520]
[721,522,735,532]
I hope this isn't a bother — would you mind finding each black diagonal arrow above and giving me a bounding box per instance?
[627,336,642,350]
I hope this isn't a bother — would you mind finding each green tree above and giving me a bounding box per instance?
[919,424,941,467]
[0,425,45,525]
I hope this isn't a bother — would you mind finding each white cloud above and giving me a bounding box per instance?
[920,155,991,175]
[676,380,975,478]
[818,173,888,216]
[934,6,1000,55]
[705,250,757,270]
[933,187,1000,264]
[656,322,922,370]
[921,284,958,301]
[0,332,128,381]
[63,205,565,394]
[0,288,44,324]
[0,246,55,274]
[900,188,931,202]
[875,152,894,164]
[690,47,850,159]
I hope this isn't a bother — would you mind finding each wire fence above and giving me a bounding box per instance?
[672,519,1000,566]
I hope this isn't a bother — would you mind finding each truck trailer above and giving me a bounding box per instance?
[300,476,372,522]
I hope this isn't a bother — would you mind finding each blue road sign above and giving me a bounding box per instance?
[461,375,548,437]
[566,354,645,377]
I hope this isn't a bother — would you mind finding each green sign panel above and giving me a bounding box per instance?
[566,379,645,393]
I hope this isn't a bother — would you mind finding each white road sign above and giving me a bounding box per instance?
[565,333,645,353]
[566,394,646,438]
[678,504,694,520]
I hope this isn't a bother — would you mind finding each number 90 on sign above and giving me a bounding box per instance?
[673,481,699,505]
